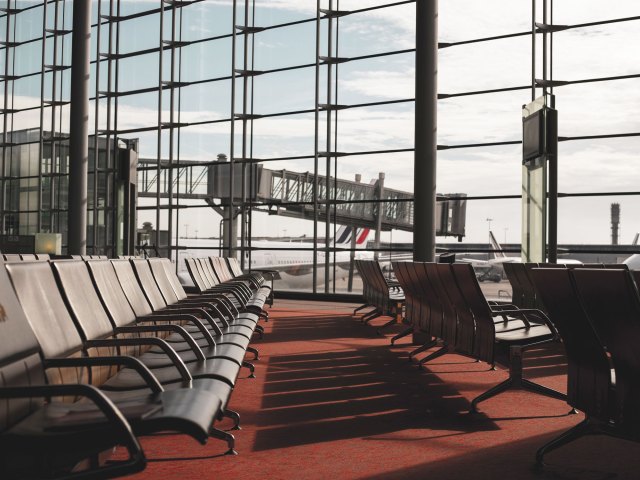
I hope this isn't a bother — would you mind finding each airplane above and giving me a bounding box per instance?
[177,225,374,289]
[459,231,581,282]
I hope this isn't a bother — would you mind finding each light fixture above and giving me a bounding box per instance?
[35,233,62,255]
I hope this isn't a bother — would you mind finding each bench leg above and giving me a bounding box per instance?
[391,326,413,345]
[223,409,242,431]
[353,303,372,316]
[362,310,381,325]
[247,346,259,360]
[209,426,237,455]
[470,377,514,413]
[409,339,437,360]
[470,345,566,413]
[535,417,592,467]
[242,361,256,378]
[417,344,448,368]
[376,317,398,335]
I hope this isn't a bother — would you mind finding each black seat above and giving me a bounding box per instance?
[450,263,565,412]
[529,267,615,467]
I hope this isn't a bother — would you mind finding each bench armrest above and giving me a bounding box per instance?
[44,356,164,393]
[85,338,191,382]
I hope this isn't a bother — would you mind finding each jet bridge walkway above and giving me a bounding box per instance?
[137,158,466,238]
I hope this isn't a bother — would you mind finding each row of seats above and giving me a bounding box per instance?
[0,255,270,478]
[527,266,640,466]
[503,262,628,309]
[392,262,562,411]
[2,254,109,262]
[353,260,406,337]
[2,253,51,261]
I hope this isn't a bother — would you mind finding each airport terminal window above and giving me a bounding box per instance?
[1,1,639,293]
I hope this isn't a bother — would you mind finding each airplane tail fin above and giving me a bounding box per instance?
[333,226,370,248]
[489,230,506,259]
[633,233,639,246]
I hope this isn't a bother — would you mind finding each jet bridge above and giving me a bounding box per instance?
[137,158,466,238]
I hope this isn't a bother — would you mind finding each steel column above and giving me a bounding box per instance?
[413,0,438,262]
[68,0,92,255]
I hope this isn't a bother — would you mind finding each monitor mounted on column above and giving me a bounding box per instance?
[522,101,557,167]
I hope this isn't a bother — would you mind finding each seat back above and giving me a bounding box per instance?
[54,261,145,365]
[19,254,37,261]
[227,257,244,277]
[199,258,220,287]
[413,263,441,339]
[436,264,475,355]
[406,262,431,334]
[87,260,139,328]
[0,259,47,431]
[35,254,50,261]
[130,259,169,310]
[185,258,209,293]
[502,263,523,307]
[3,254,21,262]
[451,263,495,364]
[510,263,536,308]
[5,262,93,388]
[392,262,421,331]
[425,263,457,345]
[210,256,233,283]
[51,261,118,340]
[158,258,189,300]
[572,268,640,430]
[147,259,181,305]
[530,267,612,418]
[110,260,155,317]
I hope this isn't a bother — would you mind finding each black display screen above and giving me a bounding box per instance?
[522,109,545,164]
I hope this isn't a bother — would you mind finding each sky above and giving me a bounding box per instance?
[4,0,640,247]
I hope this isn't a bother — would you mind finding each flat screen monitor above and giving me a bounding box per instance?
[522,109,545,164]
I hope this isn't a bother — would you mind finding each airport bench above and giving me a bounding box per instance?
[530,267,640,468]
[4,259,255,455]
[0,259,229,478]
[354,260,405,335]
[392,261,564,413]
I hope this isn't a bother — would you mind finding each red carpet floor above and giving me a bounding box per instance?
[121,300,640,480]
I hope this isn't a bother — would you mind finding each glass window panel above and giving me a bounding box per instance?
[335,54,414,105]
[180,2,233,41]
[253,22,316,71]
[251,112,316,158]
[556,80,640,138]
[253,3,314,29]
[252,68,315,115]
[180,38,232,83]
[178,80,232,121]
[12,40,43,76]
[440,36,531,93]
[440,0,530,41]
[558,195,640,245]
[11,75,43,109]
[118,51,160,92]
[555,22,640,79]
[439,90,526,144]
[337,4,415,58]
[554,1,640,25]
[438,144,522,197]
[119,14,160,55]
[14,5,43,43]
[557,137,640,194]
